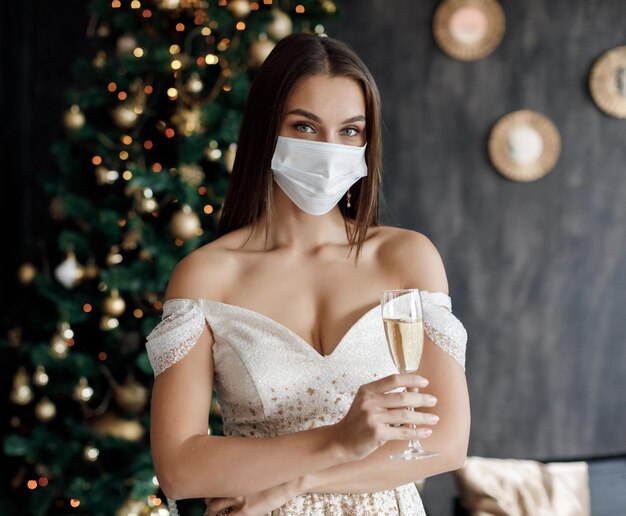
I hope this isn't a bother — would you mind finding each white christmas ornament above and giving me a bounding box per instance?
[54,251,84,289]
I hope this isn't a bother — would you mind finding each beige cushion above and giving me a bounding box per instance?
[453,456,590,516]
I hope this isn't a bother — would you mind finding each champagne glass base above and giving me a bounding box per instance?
[389,449,441,461]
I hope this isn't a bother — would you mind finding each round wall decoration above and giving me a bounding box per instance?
[433,0,505,61]
[488,110,561,182]
[589,45,626,119]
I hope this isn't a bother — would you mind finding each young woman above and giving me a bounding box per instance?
[146,32,470,515]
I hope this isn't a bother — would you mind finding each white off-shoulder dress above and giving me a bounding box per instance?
[145,291,467,515]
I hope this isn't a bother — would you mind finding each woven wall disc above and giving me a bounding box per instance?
[488,110,561,182]
[433,0,505,61]
[589,45,626,119]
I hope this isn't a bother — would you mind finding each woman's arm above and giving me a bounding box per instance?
[301,335,470,493]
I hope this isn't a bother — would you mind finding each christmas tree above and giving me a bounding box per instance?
[1,1,340,514]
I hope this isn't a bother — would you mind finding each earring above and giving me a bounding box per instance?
[346,189,351,208]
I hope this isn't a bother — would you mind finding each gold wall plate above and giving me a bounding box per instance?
[433,0,505,61]
[589,45,626,119]
[488,110,561,182]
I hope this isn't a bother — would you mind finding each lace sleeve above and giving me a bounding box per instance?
[145,298,206,378]
[421,291,467,370]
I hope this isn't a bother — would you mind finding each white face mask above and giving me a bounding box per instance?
[270,135,368,216]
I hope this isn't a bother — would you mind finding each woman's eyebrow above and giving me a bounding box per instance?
[285,108,366,124]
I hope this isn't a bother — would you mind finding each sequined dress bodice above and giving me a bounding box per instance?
[146,292,467,515]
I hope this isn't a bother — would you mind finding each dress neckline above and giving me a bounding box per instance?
[164,291,450,360]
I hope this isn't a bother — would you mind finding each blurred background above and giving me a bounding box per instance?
[2,0,625,514]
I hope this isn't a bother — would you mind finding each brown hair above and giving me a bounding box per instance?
[216,32,385,263]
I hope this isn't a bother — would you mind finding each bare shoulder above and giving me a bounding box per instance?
[164,229,248,301]
[375,225,449,294]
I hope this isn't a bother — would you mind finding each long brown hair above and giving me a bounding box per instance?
[216,32,384,263]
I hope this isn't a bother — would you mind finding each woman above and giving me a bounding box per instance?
[146,32,470,515]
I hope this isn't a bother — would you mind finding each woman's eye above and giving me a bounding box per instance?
[341,127,360,137]
[294,123,315,133]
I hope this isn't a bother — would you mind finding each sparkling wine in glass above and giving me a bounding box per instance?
[381,289,440,460]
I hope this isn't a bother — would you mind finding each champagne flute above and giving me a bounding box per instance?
[381,289,440,460]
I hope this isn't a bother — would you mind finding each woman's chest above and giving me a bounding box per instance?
[222,253,398,357]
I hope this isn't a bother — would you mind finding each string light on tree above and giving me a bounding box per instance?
[83,445,100,462]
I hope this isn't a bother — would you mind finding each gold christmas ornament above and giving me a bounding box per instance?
[32,365,49,387]
[185,72,204,94]
[115,376,149,414]
[122,230,141,251]
[139,248,152,261]
[224,143,237,173]
[90,411,145,442]
[248,34,276,69]
[227,0,251,18]
[73,376,94,402]
[18,262,37,285]
[7,327,22,347]
[83,258,100,280]
[83,445,100,462]
[322,0,337,14]
[96,23,110,38]
[54,250,85,289]
[170,204,202,240]
[112,104,139,129]
[92,50,106,68]
[158,0,181,9]
[63,104,86,130]
[49,196,65,220]
[34,396,56,422]
[95,165,119,185]
[178,163,205,186]
[100,315,120,331]
[172,105,204,136]
[106,245,123,266]
[116,33,138,56]
[103,288,126,317]
[267,9,293,40]
[115,497,153,516]
[10,367,34,405]
[210,396,221,416]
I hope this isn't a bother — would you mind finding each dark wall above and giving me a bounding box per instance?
[327,0,626,512]
[1,0,91,310]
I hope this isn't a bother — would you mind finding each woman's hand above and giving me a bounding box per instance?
[203,477,301,516]
[332,372,438,461]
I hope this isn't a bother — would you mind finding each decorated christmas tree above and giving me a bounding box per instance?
[1,1,340,514]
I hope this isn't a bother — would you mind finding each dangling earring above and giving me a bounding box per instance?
[346,189,352,208]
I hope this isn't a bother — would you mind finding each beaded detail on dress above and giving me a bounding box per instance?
[145,291,468,515]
